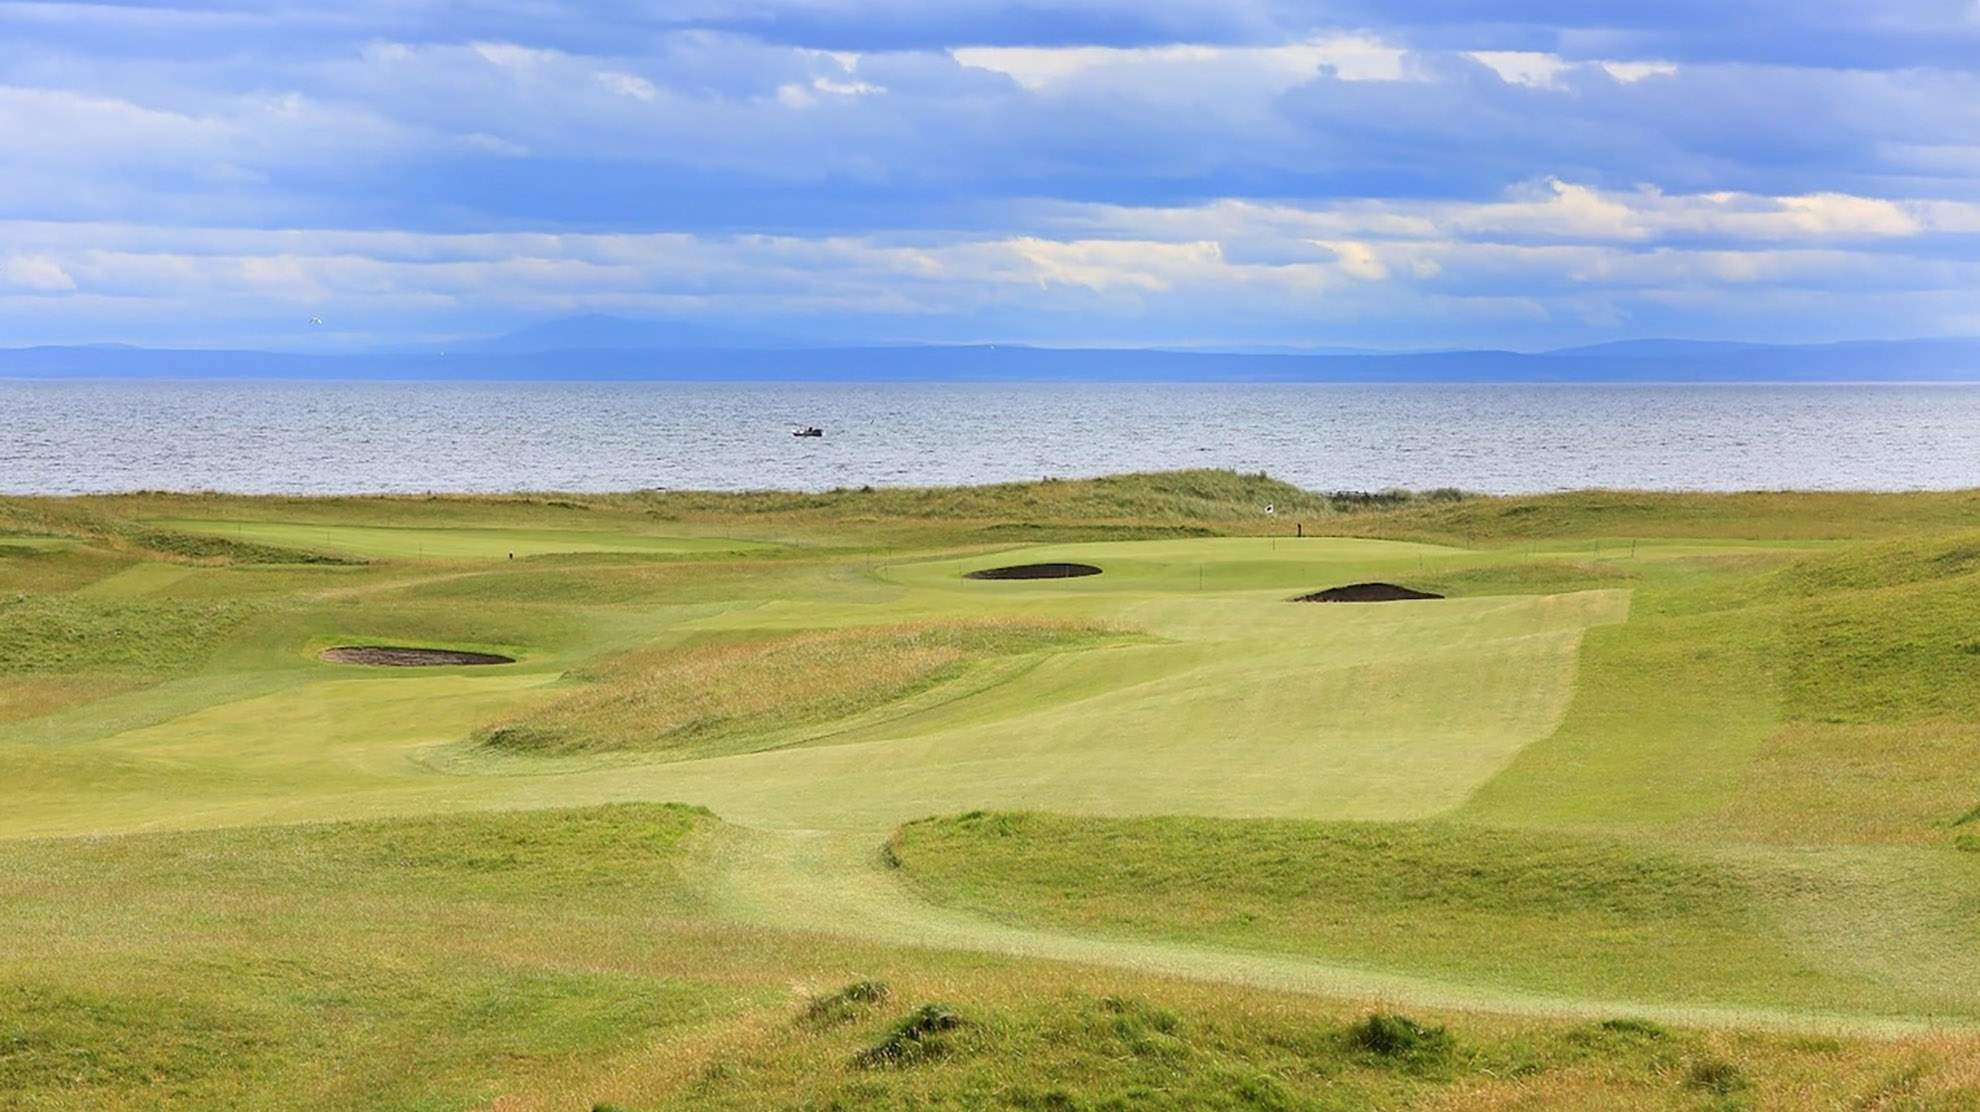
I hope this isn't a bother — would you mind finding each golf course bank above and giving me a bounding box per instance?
[5,470,1980,1110]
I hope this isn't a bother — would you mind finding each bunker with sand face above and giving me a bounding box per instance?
[963,562,1103,580]
[320,646,516,666]
[1293,582,1444,602]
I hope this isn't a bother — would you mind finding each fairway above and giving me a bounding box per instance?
[10,473,1980,1109]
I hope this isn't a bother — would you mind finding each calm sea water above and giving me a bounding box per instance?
[5,379,1980,495]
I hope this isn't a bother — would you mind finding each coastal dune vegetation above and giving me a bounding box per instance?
[4,469,1980,1109]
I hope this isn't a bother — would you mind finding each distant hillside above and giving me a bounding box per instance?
[444,313,804,353]
[1543,339,1772,359]
[2,336,1976,382]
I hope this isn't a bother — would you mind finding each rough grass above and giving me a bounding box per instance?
[118,524,361,565]
[477,621,1118,759]
[1415,557,1642,598]
[884,812,1929,1013]
[633,469,1342,525]
[616,988,1980,1112]
[799,980,891,1027]
[1780,572,1980,723]
[0,673,154,726]
[0,540,133,594]
[19,473,1980,552]
[0,804,729,1112]
[1355,488,1980,543]
[1689,722,1980,846]
[0,594,264,673]
[1762,531,1980,597]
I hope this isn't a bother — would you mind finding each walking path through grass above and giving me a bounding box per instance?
[699,824,1955,1037]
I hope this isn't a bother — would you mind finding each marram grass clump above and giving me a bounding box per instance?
[801,980,892,1027]
[1346,1012,1453,1064]
[854,1004,965,1069]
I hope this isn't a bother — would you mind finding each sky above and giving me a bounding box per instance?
[1,0,1977,352]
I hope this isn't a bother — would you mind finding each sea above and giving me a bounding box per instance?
[5,379,1980,496]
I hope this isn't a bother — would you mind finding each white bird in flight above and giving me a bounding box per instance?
[308,316,324,326]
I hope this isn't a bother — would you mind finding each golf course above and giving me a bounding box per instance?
[5,470,1980,1110]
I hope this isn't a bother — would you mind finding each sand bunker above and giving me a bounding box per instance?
[320,646,515,666]
[963,562,1104,581]
[1293,583,1445,603]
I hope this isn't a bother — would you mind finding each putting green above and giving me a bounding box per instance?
[151,518,783,560]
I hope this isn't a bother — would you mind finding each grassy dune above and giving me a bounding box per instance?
[7,471,1980,1108]
[886,812,1980,1018]
[477,621,1119,759]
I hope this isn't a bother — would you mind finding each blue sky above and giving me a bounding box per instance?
[0,0,1976,351]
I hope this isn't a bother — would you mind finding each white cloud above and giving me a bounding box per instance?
[777,74,885,107]
[1004,237,1225,291]
[952,35,1414,93]
[0,251,75,291]
[596,71,658,101]
[470,41,558,70]
[1468,52,1681,89]
[1315,240,1389,281]
[1059,180,1980,246]
[1466,51,1572,89]
[1600,61,1679,83]
[813,77,882,96]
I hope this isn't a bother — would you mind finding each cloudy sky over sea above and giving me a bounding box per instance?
[1,1,1977,351]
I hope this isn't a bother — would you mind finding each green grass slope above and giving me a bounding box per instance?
[885,812,1980,1019]
[0,804,731,1111]
[6,473,1980,1108]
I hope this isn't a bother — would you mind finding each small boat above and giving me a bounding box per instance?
[792,426,824,438]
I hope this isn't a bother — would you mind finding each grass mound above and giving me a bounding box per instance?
[1780,571,1980,723]
[1765,531,1980,597]
[886,812,1863,1009]
[641,469,1339,525]
[0,595,263,674]
[477,621,1117,759]
[1417,558,1642,597]
[120,525,361,565]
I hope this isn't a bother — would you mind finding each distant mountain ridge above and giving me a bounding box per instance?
[1541,339,1773,359]
[435,313,805,353]
[2,320,1977,383]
